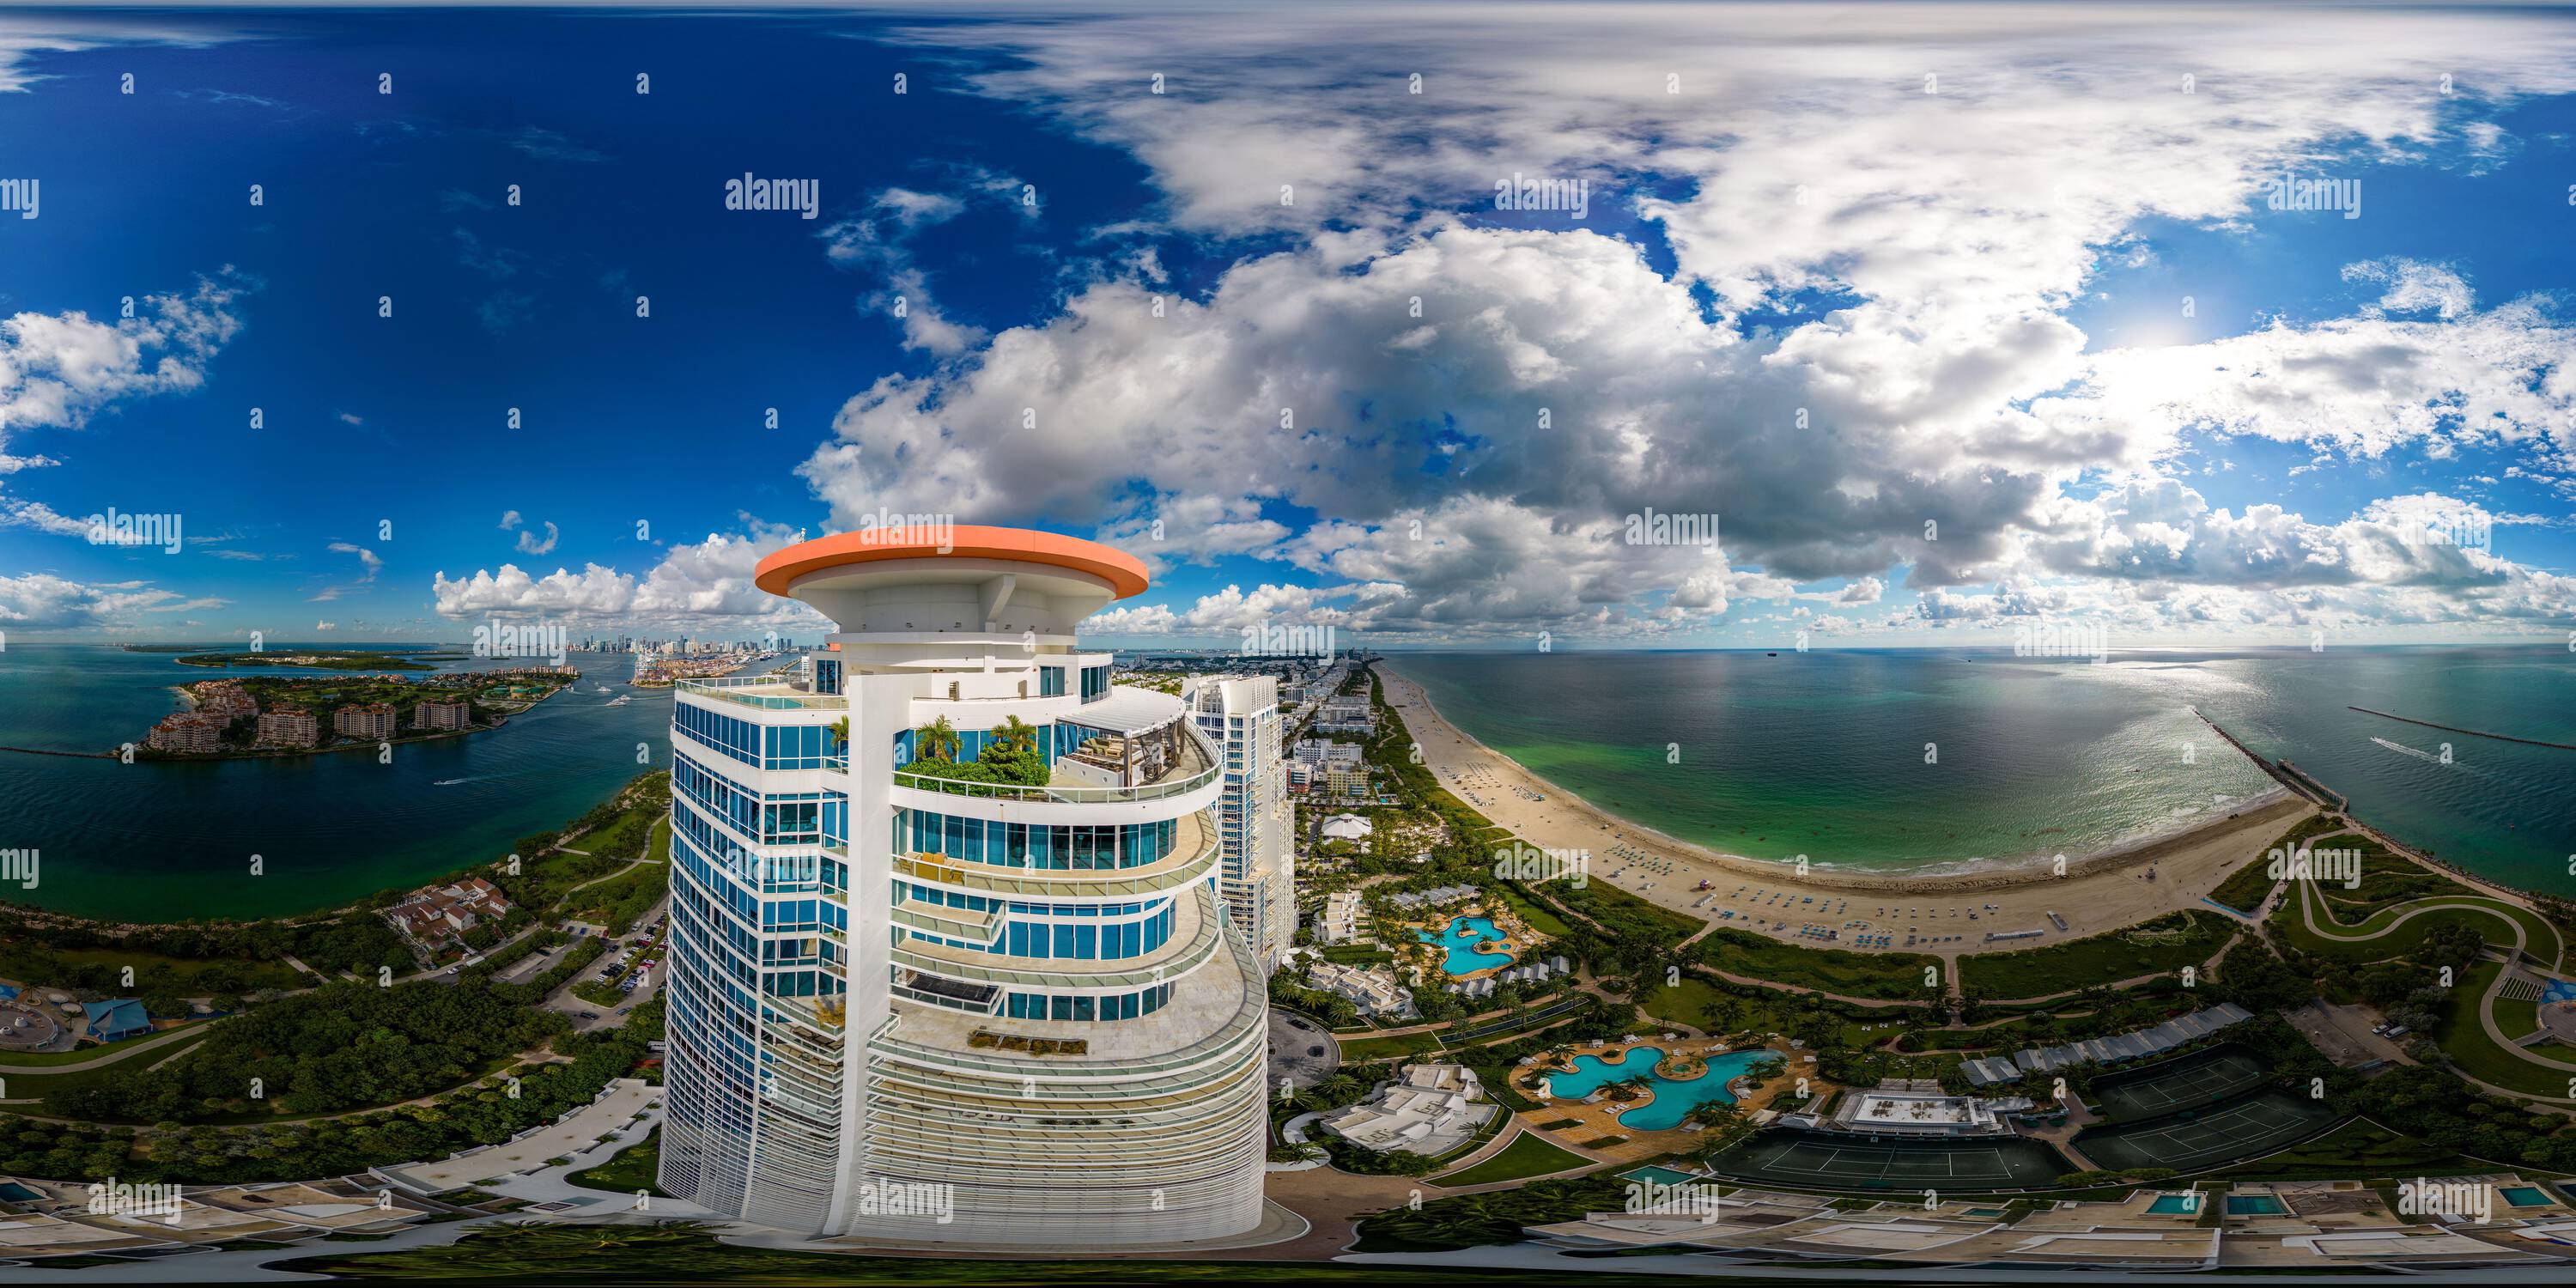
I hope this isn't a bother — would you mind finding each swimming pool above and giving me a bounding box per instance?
[1619,1165,1702,1186]
[2146,1194,2203,1215]
[1546,1047,1777,1132]
[1419,914,1514,975]
[2227,1194,2288,1216]
[2543,979,2576,1005]
[2501,1185,2555,1207]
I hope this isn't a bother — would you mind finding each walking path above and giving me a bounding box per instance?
[2296,880,2576,1092]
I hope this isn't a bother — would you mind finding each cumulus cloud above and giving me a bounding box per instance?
[0,572,221,629]
[513,519,560,556]
[431,520,831,631]
[0,273,248,447]
[780,5,2576,643]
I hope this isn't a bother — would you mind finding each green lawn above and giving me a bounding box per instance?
[1336,1030,1443,1061]
[2206,856,2279,916]
[1959,911,2231,999]
[1494,885,1575,939]
[2286,890,2564,972]
[2431,959,2572,1098]
[0,1028,213,1100]
[2496,994,2541,1041]
[1697,927,1940,1001]
[0,941,307,995]
[1431,1130,1593,1187]
[1636,977,1726,1030]
[567,1127,665,1198]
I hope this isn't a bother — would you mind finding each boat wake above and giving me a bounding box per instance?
[2370,736,2479,775]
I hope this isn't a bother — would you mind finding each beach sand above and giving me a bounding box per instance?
[1377,664,2314,970]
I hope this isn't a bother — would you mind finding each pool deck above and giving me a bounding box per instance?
[1508,1036,1814,1168]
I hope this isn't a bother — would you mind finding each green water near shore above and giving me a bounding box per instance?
[1392,646,2576,896]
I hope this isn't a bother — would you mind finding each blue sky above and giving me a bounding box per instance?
[1,3,2571,650]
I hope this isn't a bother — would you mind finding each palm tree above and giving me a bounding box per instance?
[989,714,1040,758]
[916,716,961,762]
[826,717,848,750]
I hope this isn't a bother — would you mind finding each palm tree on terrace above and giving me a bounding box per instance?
[990,714,1041,759]
[916,715,961,762]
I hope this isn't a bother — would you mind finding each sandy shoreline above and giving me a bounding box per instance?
[1376,662,2315,959]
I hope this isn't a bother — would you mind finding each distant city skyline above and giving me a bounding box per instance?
[3,5,2572,651]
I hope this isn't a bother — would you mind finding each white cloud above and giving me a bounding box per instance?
[513,520,560,556]
[0,274,248,449]
[430,519,830,631]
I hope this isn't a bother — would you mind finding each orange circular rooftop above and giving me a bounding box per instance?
[754,525,1151,599]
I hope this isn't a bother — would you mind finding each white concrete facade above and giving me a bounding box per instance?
[658,530,1267,1249]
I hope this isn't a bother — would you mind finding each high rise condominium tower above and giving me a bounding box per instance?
[1185,674,1296,971]
[657,527,1270,1247]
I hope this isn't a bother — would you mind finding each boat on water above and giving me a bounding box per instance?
[596,683,613,694]
[608,695,633,707]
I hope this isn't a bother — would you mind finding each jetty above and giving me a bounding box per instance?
[2190,708,2347,811]
[2348,706,2576,753]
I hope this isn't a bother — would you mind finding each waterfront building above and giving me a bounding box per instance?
[146,713,225,754]
[332,702,396,741]
[657,526,1268,1248]
[411,697,472,732]
[256,707,320,749]
[1184,675,1295,970]
[386,876,513,951]
[1315,696,1376,733]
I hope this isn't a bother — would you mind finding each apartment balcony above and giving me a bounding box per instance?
[891,714,1220,806]
[890,808,1218,902]
[677,675,845,711]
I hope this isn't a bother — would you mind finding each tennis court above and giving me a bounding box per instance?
[1712,1130,2070,1190]
[2092,1045,2270,1121]
[2075,1090,2339,1174]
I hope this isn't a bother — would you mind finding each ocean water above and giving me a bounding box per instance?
[0,642,675,921]
[1394,646,2576,897]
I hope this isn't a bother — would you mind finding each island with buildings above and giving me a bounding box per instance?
[132,667,578,759]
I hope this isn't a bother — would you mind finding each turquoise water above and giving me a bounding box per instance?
[2501,1186,2553,1207]
[1419,914,1513,975]
[2148,1194,2203,1215]
[1619,1165,1701,1186]
[0,643,677,920]
[1546,1046,1772,1131]
[2227,1194,2287,1215]
[1395,647,2576,896]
